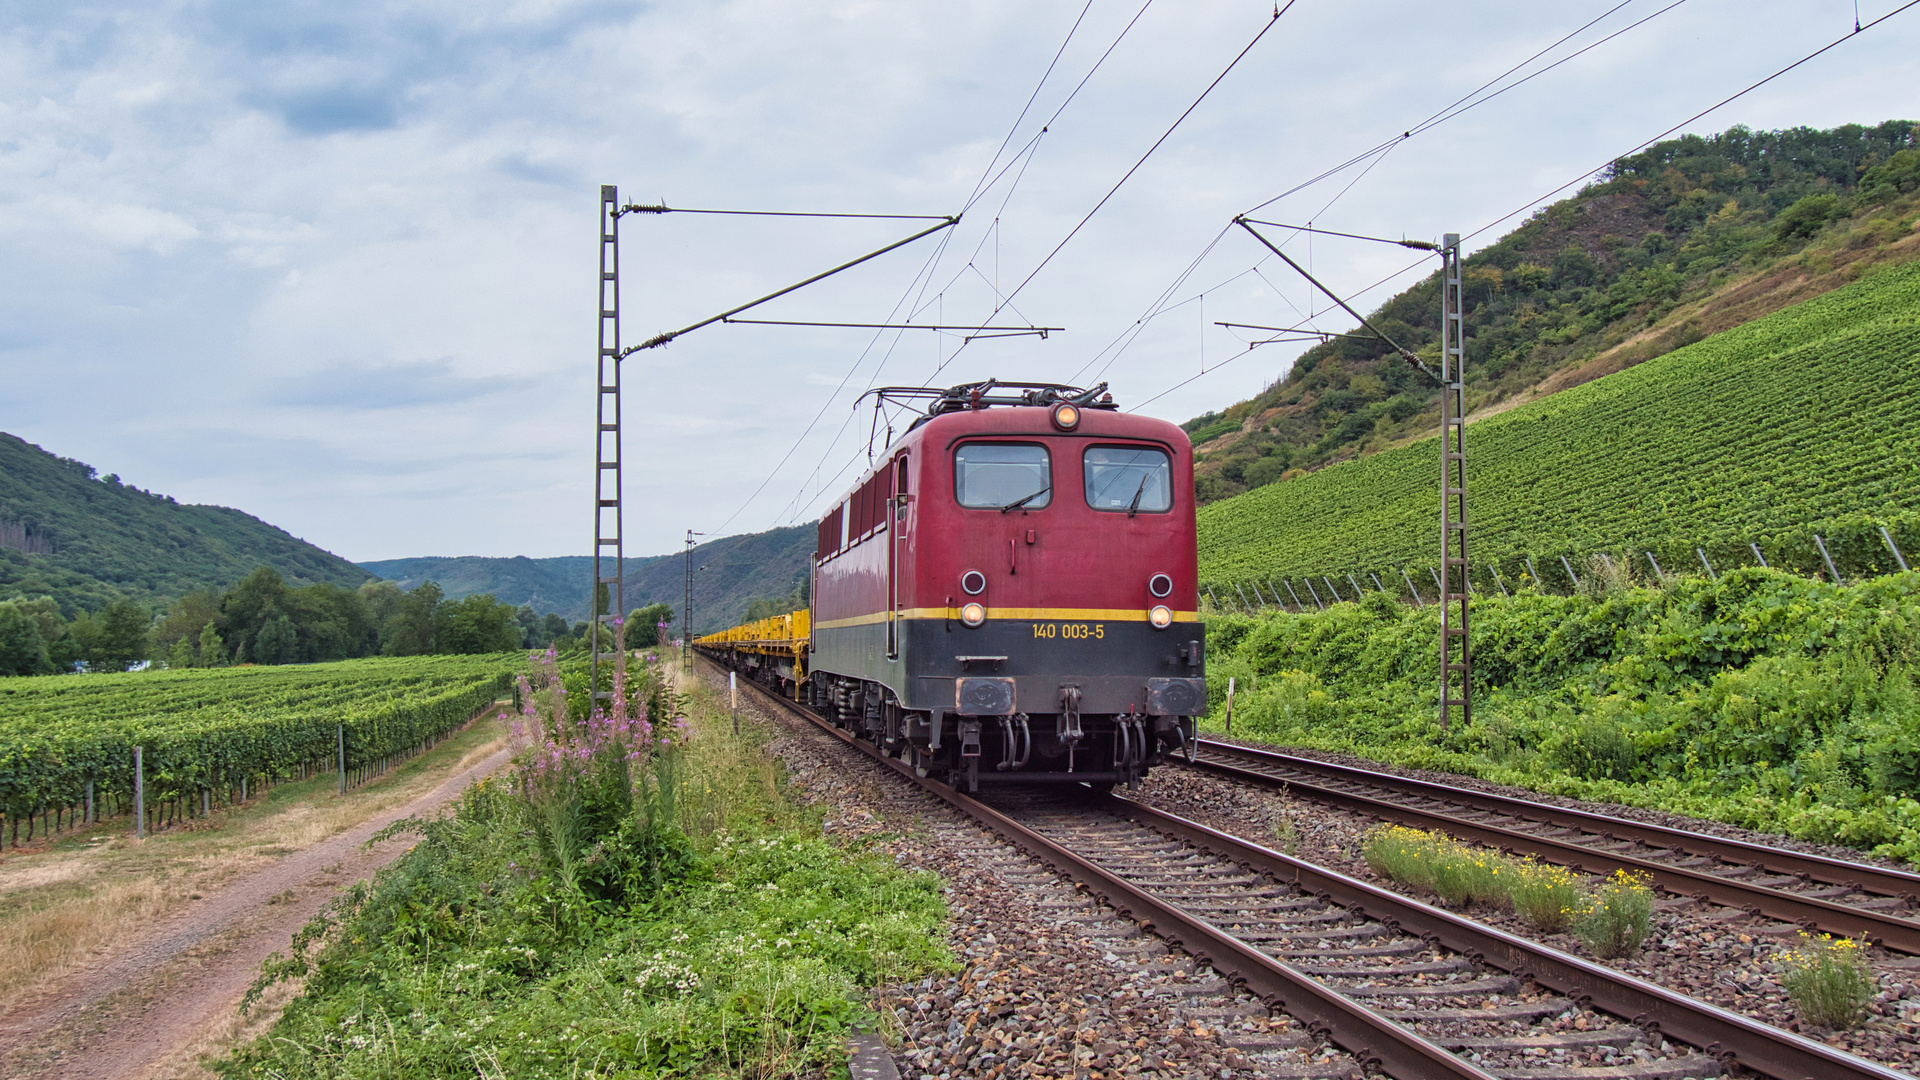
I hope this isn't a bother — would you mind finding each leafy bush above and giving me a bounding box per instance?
[1200,568,1920,863]
[1573,871,1654,959]
[1779,932,1877,1029]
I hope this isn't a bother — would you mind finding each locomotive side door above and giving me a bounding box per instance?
[887,454,908,659]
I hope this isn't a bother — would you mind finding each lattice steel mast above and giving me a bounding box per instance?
[1438,233,1470,730]
[591,185,626,703]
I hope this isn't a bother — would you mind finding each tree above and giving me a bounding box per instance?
[382,582,442,656]
[153,589,220,658]
[0,602,52,676]
[434,593,520,654]
[626,603,674,647]
[167,636,196,670]
[222,567,290,651]
[199,621,225,666]
[79,599,152,672]
[255,614,299,665]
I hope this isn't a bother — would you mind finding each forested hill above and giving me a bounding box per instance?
[0,433,371,613]
[359,524,815,631]
[1184,120,1920,503]
[357,555,600,618]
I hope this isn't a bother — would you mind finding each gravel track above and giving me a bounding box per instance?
[707,669,1297,1080]
[1129,761,1920,1071]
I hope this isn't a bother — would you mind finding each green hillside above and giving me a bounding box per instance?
[358,555,599,617]
[1197,257,1920,593]
[359,524,814,631]
[0,433,371,614]
[1186,120,1920,502]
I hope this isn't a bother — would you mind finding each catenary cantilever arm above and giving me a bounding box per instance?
[1234,216,1438,382]
[624,216,960,355]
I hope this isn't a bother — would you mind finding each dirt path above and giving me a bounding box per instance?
[0,742,518,1080]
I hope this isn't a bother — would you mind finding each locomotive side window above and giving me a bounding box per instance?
[1084,446,1172,513]
[954,443,1051,510]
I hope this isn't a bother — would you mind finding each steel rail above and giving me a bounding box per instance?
[1100,794,1912,1080]
[1186,740,1920,953]
[700,658,1493,1080]
[703,657,1911,1080]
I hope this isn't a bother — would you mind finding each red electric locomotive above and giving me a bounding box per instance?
[802,380,1205,792]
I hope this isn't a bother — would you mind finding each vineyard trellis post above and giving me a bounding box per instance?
[1884,525,1910,571]
[134,746,144,839]
[1815,533,1843,585]
[337,724,346,796]
[1438,232,1470,731]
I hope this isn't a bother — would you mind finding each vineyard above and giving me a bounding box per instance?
[0,654,515,844]
[1197,257,1920,588]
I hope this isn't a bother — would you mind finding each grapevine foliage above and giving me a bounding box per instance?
[0,654,515,821]
[1198,259,1920,587]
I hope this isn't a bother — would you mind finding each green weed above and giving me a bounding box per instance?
[1508,860,1583,933]
[1779,932,1877,1029]
[1362,826,1509,908]
[1573,870,1654,958]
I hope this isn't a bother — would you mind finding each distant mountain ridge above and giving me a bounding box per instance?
[0,432,373,614]
[358,524,816,632]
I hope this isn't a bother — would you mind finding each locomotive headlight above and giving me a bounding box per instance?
[960,602,987,627]
[1050,403,1080,431]
[1148,605,1173,629]
[1148,573,1173,598]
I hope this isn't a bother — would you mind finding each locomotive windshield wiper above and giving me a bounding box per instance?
[1000,486,1049,513]
[1126,475,1148,517]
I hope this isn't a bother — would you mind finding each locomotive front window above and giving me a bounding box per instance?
[954,443,1052,510]
[1084,446,1172,513]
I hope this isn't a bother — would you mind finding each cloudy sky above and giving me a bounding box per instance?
[1,0,1914,562]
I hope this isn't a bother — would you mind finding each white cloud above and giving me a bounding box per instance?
[0,0,1915,562]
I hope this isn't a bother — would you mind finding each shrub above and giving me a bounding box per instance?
[1509,860,1583,932]
[1779,932,1877,1029]
[1551,716,1637,781]
[1574,870,1654,958]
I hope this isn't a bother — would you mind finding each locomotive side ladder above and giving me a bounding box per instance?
[1438,233,1470,730]
[592,185,626,702]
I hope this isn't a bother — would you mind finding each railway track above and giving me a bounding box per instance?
[1182,739,1920,955]
[707,658,1912,1080]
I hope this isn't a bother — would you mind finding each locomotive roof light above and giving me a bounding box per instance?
[1050,403,1080,431]
[961,602,988,627]
[961,570,987,595]
[1148,573,1173,598]
[1148,605,1173,629]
